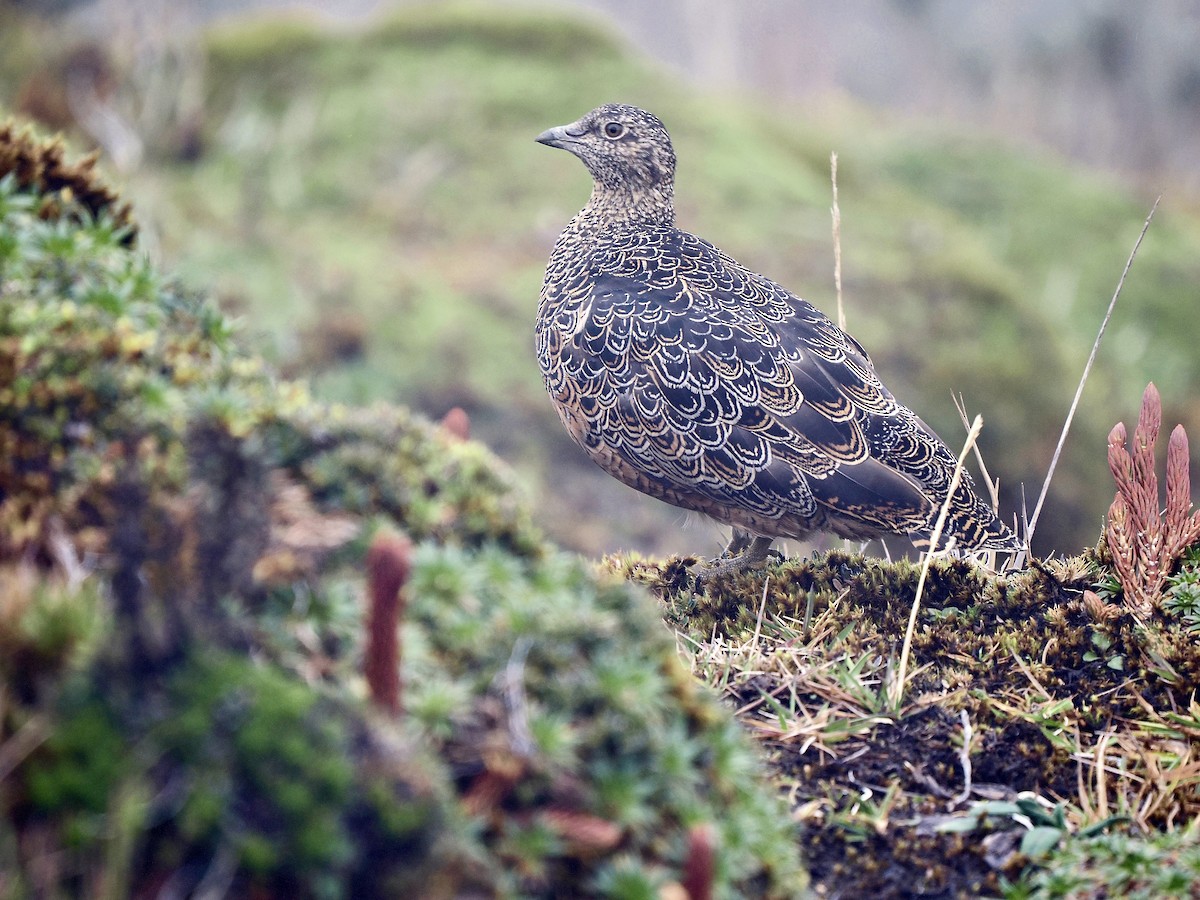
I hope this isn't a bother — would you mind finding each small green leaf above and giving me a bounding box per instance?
[934,815,983,834]
[1077,814,1129,838]
[1020,826,1065,857]
[975,801,1023,817]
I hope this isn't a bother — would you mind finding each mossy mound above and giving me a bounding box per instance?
[0,125,806,898]
[612,548,1200,897]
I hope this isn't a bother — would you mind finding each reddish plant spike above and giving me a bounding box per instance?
[1108,421,1127,449]
[1106,496,1146,616]
[364,531,413,716]
[1135,382,1162,455]
[1166,425,1191,514]
[462,770,517,818]
[1103,384,1200,619]
[1107,423,1133,494]
[681,823,716,900]
[540,809,623,856]
[439,407,470,442]
[1132,433,1159,531]
[1165,425,1200,556]
[1131,385,1162,521]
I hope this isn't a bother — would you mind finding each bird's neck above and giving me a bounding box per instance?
[575,182,675,231]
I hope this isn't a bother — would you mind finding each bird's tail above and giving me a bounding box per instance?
[910,494,1023,554]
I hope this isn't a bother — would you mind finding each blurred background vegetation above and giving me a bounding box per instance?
[2,0,1199,559]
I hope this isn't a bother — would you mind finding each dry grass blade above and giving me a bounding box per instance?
[1070,703,1200,831]
[890,415,983,710]
[952,709,974,806]
[0,714,50,782]
[952,392,1002,512]
[1025,196,1161,550]
[830,151,845,332]
[682,606,893,760]
[752,576,770,650]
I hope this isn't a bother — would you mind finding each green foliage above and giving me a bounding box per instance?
[23,689,126,818]
[1008,829,1200,899]
[159,653,358,877]
[403,543,806,896]
[0,168,235,557]
[272,403,542,555]
[1163,545,1200,633]
[15,651,462,899]
[0,570,107,693]
[937,796,1126,859]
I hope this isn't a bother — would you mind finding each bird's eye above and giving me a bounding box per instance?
[602,121,626,139]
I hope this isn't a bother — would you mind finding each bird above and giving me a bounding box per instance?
[535,103,1022,574]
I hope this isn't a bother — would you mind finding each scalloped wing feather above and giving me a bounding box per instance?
[539,225,1018,549]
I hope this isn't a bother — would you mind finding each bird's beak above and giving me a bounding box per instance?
[536,121,585,150]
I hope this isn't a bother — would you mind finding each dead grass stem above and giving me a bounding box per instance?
[830,151,845,332]
[1024,196,1161,552]
[890,414,982,709]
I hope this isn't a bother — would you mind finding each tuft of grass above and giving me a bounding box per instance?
[1008,827,1200,899]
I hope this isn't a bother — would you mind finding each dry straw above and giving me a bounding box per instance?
[1024,197,1161,552]
[890,415,983,710]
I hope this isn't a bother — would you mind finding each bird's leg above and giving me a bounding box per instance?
[720,527,754,557]
[701,535,775,578]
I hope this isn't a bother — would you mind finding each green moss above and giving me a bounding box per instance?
[159,652,357,879]
[402,543,808,896]
[0,572,106,697]
[24,691,125,816]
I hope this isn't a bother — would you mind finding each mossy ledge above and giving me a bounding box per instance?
[606,543,1200,897]
[0,125,806,898]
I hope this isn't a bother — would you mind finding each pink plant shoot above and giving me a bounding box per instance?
[1105,383,1200,618]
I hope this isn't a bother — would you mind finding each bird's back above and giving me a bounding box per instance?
[539,217,1019,553]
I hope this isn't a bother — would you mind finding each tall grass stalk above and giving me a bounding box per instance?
[1023,197,1161,553]
[831,151,845,332]
[890,414,983,710]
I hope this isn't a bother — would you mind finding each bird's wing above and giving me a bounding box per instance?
[558,230,942,535]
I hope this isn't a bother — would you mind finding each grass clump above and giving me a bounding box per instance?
[1010,829,1200,899]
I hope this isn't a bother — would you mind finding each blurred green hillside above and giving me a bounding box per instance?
[5,2,1199,557]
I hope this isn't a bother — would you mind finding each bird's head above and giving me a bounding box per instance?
[537,104,676,219]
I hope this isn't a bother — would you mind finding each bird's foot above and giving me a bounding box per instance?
[696,534,775,586]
